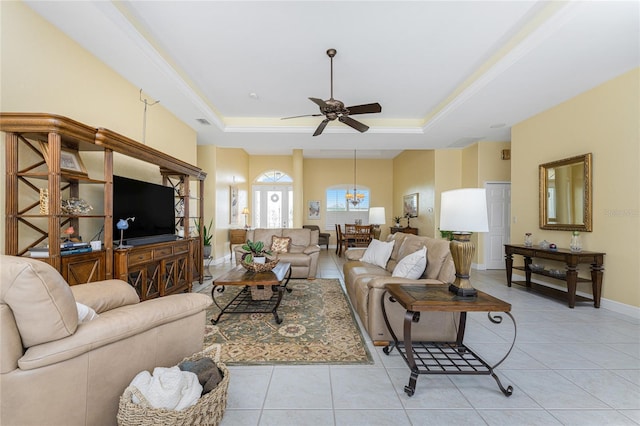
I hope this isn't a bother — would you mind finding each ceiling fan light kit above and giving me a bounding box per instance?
[282,48,382,136]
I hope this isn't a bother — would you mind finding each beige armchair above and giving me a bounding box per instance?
[0,255,211,426]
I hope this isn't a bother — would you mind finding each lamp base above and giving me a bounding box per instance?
[448,283,478,297]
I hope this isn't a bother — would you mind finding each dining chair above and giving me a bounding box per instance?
[353,225,372,247]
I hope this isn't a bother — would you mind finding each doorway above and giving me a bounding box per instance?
[252,185,293,228]
[484,182,511,269]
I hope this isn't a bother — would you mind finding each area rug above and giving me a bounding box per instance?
[202,278,373,365]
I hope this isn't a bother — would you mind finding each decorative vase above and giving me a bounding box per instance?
[524,233,533,247]
[570,232,582,252]
[203,244,212,258]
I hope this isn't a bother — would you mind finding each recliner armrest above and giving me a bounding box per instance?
[303,245,320,255]
[70,279,139,314]
[18,293,211,370]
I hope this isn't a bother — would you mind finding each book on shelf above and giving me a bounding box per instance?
[29,245,93,257]
[60,247,92,256]
[61,242,90,249]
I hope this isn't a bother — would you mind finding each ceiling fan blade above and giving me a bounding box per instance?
[346,103,382,115]
[309,97,329,108]
[339,116,369,133]
[313,119,330,136]
[281,113,323,120]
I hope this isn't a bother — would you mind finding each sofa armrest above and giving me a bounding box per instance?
[18,293,211,370]
[367,276,445,290]
[303,245,320,255]
[344,248,366,261]
[70,280,139,314]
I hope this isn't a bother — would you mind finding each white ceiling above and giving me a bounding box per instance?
[25,1,639,159]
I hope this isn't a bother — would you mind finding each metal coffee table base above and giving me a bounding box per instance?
[210,263,292,324]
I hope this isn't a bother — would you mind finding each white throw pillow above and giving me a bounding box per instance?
[76,302,99,323]
[360,239,395,269]
[392,246,427,279]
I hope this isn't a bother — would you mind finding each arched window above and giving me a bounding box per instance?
[256,170,293,183]
[325,185,370,231]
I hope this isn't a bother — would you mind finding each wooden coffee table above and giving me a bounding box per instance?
[382,283,516,397]
[210,262,292,325]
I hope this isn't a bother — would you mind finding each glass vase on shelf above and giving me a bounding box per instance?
[570,231,582,252]
[524,233,533,247]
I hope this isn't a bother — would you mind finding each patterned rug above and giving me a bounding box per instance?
[202,278,373,365]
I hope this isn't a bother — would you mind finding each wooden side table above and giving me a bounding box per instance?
[229,228,247,261]
[382,283,516,397]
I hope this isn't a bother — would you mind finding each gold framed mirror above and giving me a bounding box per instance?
[539,153,592,231]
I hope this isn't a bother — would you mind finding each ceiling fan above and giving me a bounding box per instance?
[282,48,382,136]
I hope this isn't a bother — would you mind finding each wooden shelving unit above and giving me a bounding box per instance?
[2,113,206,290]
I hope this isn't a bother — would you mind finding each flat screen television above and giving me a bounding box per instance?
[112,175,176,245]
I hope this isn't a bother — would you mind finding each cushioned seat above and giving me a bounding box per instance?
[343,233,459,344]
[0,255,211,426]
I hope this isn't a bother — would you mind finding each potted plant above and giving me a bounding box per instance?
[393,216,403,227]
[241,240,272,264]
[196,218,213,258]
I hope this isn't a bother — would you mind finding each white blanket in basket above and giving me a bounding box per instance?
[130,366,202,411]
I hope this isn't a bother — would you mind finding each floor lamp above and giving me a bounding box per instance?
[439,189,489,297]
[368,207,386,240]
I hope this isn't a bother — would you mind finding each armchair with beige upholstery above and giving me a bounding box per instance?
[0,255,211,426]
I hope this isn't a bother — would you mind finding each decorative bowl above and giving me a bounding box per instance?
[61,197,93,215]
[240,258,279,273]
[529,263,545,272]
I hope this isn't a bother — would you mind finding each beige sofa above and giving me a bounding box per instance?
[343,232,459,344]
[0,255,211,426]
[234,228,320,279]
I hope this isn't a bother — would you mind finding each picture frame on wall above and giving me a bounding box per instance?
[230,185,239,224]
[403,193,418,218]
[308,200,320,219]
[39,142,89,177]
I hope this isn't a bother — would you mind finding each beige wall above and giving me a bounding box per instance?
[512,68,639,308]
[0,2,198,252]
[393,151,436,238]
[303,158,394,243]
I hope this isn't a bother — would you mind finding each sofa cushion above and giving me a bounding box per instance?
[360,239,395,269]
[392,246,427,279]
[0,256,78,347]
[70,279,139,314]
[271,235,291,253]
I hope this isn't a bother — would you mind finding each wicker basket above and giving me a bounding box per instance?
[117,345,229,426]
[240,258,279,273]
[250,285,274,300]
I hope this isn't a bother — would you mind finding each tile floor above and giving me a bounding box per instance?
[199,249,640,426]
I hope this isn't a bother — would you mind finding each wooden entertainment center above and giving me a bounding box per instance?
[2,113,207,300]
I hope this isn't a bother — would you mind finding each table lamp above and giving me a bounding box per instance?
[242,207,250,229]
[368,207,386,240]
[439,189,489,297]
[116,217,135,249]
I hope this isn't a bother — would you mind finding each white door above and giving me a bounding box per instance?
[485,182,511,269]
[253,185,293,228]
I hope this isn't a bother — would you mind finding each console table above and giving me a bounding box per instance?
[504,244,605,308]
[390,226,418,235]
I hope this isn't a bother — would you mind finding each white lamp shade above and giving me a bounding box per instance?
[368,207,386,225]
[439,189,489,233]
